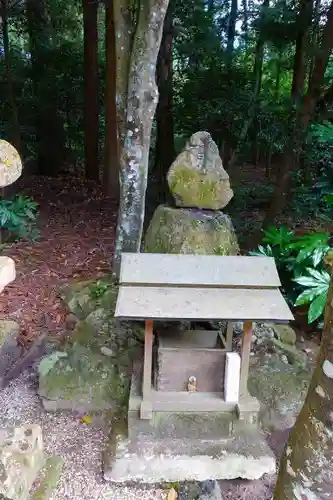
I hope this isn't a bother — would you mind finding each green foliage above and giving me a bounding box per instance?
[89,280,110,300]
[250,227,331,324]
[0,195,40,242]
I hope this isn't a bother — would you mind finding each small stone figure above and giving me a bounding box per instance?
[187,375,197,392]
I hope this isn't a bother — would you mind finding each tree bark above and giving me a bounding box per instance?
[266,0,333,223]
[291,0,313,104]
[1,0,22,153]
[153,0,175,204]
[103,0,119,198]
[242,0,249,49]
[273,256,333,499]
[26,0,66,176]
[83,0,100,181]
[228,0,268,168]
[226,0,238,60]
[113,0,170,277]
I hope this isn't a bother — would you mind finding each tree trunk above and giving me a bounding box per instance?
[266,0,333,223]
[103,0,119,198]
[291,0,313,104]
[273,256,333,499]
[228,0,268,168]
[153,0,175,204]
[113,0,170,277]
[242,0,249,49]
[83,0,100,181]
[26,0,66,176]
[1,0,22,153]
[226,0,238,60]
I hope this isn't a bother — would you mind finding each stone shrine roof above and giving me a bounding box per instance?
[115,253,294,322]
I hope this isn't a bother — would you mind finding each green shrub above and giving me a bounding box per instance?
[0,195,40,243]
[250,226,331,324]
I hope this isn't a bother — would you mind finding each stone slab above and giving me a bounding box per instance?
[0,320,22,388]
[0,256,15,293]
[119,253,281,288]
[128,410,235,440]
[0,424,45,500]
[103,423,276,483]
[115,286,294,321]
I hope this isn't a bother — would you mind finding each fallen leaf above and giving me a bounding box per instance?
[80,415,92,425]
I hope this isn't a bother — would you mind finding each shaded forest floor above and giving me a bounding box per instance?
[1,165,332,344]
[0,175,117,345]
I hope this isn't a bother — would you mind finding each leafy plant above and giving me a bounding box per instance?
[0,195,40,242]
[250,226,331,324]
[89,280,110,299]
[294,268,330,323]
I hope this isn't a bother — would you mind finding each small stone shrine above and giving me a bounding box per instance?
[104,252,294,483]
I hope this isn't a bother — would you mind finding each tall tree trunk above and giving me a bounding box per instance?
[83,0,100,181]
[226,0,238,60]
[26,0,66,176]
[266,0,333,223]
[228,0,268,168]
[242,0,249,49]
[291,0,313,104]
[153,0,175,204]
[273,255,333,499]
[103,0,119,197]
[1,0,21,153]
[307,0,321,89]
[113,0,170,277]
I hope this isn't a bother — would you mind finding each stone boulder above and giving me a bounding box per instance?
[248,356,311,431]
[0,256,15,293]
[144,205,239,255]
[0,424,45,500]
[38,345,124,412]
[0,319,22,388]
[167,131,233,210]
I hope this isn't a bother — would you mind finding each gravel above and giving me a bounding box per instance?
[0,370,167,500]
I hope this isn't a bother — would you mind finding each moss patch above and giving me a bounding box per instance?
[144,205,239,255]
[38,345,124,412]
[32,456,63,500]
[248,357,311,430]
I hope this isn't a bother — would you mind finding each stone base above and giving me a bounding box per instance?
[103,362,275,483]
[103,419,275,483]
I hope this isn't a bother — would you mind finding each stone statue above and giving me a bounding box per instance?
[144,131,239,256]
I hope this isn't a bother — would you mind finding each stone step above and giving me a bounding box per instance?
[103,425,276,483]
[128,409,235,440]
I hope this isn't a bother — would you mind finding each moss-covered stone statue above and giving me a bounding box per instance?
[144,131,239,256]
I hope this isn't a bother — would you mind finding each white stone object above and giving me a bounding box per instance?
[0,139,22,187]
[224,352,241,403]
[0,256,15,293]
[0,424,45,500]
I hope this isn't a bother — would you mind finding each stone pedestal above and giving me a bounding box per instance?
[103,359,275,483]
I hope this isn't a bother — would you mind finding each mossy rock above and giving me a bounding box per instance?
[270,323,297,346]
[248,356,311,431]
[167,131,233,210]
[38,345,126,413]
[32,456,63,500]
[60,275,118,320]
[269,337,307,368]
[144,205,239,255]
